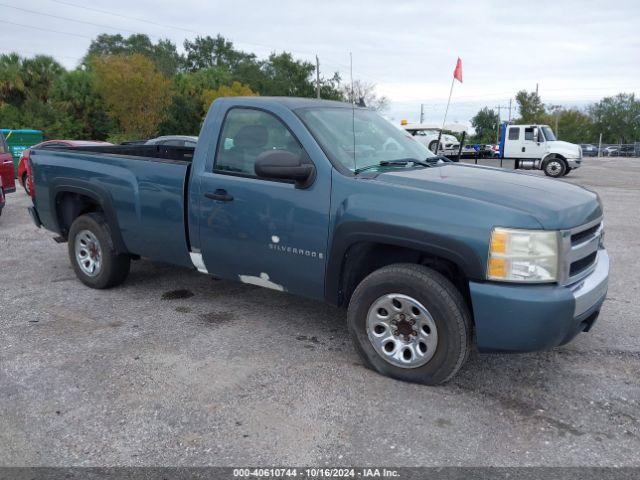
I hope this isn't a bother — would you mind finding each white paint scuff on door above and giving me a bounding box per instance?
[189,252,208,274]
[238,272,284,291]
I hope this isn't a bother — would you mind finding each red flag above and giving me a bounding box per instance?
[453,57,463,83]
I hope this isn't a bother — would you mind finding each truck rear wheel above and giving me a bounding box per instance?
[543,158,566,177]
[68,213,130,289]
[347,264,472,385]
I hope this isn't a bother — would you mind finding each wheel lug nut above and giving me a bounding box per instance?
[399,314,405,320]
[393,330,399,336]
[410,319,415,325]
[411,330,417,336]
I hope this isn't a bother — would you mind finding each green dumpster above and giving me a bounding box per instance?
[0,129,44,177]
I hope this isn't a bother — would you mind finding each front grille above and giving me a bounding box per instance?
[570,251,597,276]
[571,224,599,245]
[560,219,602,285]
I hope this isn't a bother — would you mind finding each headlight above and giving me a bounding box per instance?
[487,228,559,283]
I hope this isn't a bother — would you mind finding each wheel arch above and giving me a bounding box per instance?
[49,178,128,254]
[325,226,482,310]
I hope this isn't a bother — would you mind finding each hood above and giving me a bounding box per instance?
[547,140,581,158]
[375,163,601,230]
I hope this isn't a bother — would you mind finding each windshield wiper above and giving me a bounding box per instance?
[354,158,432,174]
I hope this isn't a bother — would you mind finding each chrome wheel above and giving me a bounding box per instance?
[366,293,438,369]
[74,229,102,277]
[546,160,563,176]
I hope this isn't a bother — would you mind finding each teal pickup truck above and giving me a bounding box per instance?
[28,97,609,384]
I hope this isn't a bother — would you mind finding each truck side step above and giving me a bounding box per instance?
[52,236,67,244]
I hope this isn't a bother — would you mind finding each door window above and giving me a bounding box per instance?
[215,108,304,176]
[524,127,535,141]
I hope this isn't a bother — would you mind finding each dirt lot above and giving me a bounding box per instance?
[1,158,639,466]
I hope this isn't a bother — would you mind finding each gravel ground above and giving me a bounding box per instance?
[0,158,639,467]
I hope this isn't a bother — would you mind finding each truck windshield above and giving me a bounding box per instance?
[296,107,435,173]
[541,126,557,141]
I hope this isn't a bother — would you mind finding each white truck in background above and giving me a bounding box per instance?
[401,123,461,156]
[499,123,583,177]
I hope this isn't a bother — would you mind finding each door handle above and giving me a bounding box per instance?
[522,147,526,152]
[205,189,234,202]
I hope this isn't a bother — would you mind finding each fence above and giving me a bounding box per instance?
[588,143,640,158]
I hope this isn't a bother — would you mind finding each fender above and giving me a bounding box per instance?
[542,152,566,166]
[48,177,128,254]
[324,219,485,305]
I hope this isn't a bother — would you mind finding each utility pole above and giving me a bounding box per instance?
[535,83,539,96]
[315,55,320,99]
[420,104,425,123]
[508,98,512,123]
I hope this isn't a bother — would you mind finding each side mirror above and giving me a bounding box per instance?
[255,150,315,188]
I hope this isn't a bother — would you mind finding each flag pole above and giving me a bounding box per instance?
[434,76,455,155]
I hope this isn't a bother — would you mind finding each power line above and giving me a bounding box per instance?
[0,48,83,61]
[45,0,353,71]
[47,0,197,33]
[0,19,93,39]
[0,3,154,37]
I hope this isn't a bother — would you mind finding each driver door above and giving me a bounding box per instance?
[522,126,545,159]
[197,107,331,299]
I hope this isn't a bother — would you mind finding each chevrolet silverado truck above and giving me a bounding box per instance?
[499,123,583,177]
[27,97,609,385]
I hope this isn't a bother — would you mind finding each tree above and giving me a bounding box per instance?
[21,55,65,102]
[0,53,26,106]
[201,81,257,108]
[515,90,546,123]
[470,107,499,143]
[589,93,640,143]
[552,108,593,143]
[342,80,387,110]
[92,54,171,139]
[85,34,182,76]
[49,70,113,139]
[183,35,256,73]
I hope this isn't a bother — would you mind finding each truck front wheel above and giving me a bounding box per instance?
[68,213,130,289]
[543,158,567,177]
[347,264,472,385]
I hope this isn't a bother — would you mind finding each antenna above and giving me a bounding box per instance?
[349,52,354,103]
[350,52,356,172]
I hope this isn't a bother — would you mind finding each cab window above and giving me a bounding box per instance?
[215,108,304,176]
[508,127,520,140]
[524,127,535,141]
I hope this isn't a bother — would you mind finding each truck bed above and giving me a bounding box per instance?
[30,146,194,268]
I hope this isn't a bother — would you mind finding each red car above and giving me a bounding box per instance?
[0,132,16,195]
[18,140,112,195]
[0,177,5,217]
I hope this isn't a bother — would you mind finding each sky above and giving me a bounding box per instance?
[1,0,639,127]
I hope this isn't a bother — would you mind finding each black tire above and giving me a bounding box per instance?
[347,264,472,385]
[563,167,572,176]
[21,173,30,195]
[543,158,567,177]
[428,140,438,153]
[68,213,130,289]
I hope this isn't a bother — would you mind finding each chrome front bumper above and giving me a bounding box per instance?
[570,249,609,317]
[567,158,583,169]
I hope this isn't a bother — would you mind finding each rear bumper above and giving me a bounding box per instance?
[469,249,609,352]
